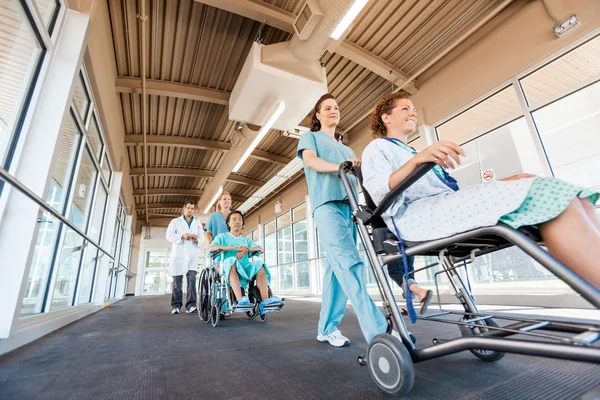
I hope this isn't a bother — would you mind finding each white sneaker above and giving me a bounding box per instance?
[171,308,180,315]
[186,306,197,314]
[317,330,350,347]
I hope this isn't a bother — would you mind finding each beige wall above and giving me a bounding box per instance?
[78,0,138,232]
[244,177,308,233]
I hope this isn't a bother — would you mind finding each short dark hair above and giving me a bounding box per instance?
[183,199,196,208]
[226,210,245,231]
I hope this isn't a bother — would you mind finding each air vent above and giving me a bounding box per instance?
[294,0,323,40]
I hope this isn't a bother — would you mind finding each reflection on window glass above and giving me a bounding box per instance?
[88,184,107,242]
[276,212,291,229]
[49,114,82,213]
[264,233,277,266]
[268,265,279,292]
[436,86,522,145]
[533,80,600,192]
[32,0,60,33]
[50,228,85,310]
[277,226,292,264]
[520,35,600,108]
[0,1,44,166]
[293,221,308,262]
[280,265,293,291]
[69,148,98,231]
[316,229,326,258]
[101,154,111,185]
[73,72,90,122]
[20,189,62,316]
[77,248,98,304]
[296,262,310,290]
[292,203,306,221]
[264,220,276,235]
[87,114,103,161]
[449,117,546,187]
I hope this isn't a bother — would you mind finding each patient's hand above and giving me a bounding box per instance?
[236,250,245,260]
[415,140,465,170]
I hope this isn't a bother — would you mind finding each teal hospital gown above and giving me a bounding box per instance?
[210,232,271,287]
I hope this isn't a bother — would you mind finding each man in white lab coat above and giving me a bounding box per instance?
[166,200,205,314]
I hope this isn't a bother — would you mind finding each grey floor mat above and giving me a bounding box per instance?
[0,296,598,399]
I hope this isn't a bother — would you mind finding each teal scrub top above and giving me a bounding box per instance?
[297,130,359,214]
[206,211,229,239]
[210,232,258,261]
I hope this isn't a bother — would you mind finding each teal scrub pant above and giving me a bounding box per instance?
[314,201,388,343]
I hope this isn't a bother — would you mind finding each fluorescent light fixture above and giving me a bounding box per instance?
[232,100,286,173]
[330,0,369,40]
[204,186,223,214]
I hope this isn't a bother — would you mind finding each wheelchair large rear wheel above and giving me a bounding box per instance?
[198,270,210,323]
[367,334,414,397]
[459,318,505,362]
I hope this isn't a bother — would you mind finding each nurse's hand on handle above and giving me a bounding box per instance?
[347,158,361,168]
[413,140,465,170]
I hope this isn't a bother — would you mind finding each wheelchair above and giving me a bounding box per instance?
[338,161,600,397]
[197,250,284,327]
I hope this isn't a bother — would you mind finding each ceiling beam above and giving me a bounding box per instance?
[335,41,418,94]
[133,188,248,203]
[124,135,290,166]
[136,203,190,211]
[194,0,418,94]
[194,0,295,33]
[116,77,230,105]
[129,167,265,188]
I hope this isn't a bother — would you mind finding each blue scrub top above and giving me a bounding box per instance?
[206,211,229,239]
[297,130,359,214]
[211,232,258,261]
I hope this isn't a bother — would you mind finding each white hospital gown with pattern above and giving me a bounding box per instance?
[361,139,535,242]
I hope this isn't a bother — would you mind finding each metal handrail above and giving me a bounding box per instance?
[0,167,115,261]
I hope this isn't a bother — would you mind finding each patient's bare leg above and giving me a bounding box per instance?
[539,198,600,289]
[228,264,244,301]
[255,267,269,300]
[580,198,600,233]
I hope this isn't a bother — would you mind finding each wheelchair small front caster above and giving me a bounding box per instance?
[357,355,367,367]
[260,313,267,322]
[432,338,440,345]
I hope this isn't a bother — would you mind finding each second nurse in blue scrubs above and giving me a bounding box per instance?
[297,94,388,347]
[205,191,232,245]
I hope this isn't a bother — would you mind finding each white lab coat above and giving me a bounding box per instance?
[166,216,205,276]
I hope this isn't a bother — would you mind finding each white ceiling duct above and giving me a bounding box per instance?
[229,0,356,131]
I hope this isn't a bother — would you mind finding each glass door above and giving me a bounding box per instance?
[143,250,170,295]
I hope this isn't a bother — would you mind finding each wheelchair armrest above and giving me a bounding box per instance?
[371,162,435,218]
[209,250,223,260]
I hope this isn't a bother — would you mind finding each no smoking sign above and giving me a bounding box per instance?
[482,169,495,182]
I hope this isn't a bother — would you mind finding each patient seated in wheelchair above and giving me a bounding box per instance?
[209,210,283,314]
[361,92,600,289]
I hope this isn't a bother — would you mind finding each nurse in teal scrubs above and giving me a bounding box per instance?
[205,191,232,245]
[297,94,388,347]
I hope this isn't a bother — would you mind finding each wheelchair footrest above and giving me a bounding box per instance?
[260,300,285,314]
[232,303,255,313]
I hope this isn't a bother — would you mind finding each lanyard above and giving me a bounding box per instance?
[380,137,459,192]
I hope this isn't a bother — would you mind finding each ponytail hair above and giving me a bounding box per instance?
[309,93,343,141]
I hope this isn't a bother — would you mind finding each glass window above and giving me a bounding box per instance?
[276,212,291,229]
[72,71,91,122]
[252,230,258,242]
[101,154,112,185]
[20,201,61,316]
[296,262,310,290]
[277,226,292,265]
[87,114,104,161]
[533,81,600,192]
[50,228,85,310]
[48,114,82,213]
[436,86,522,145]
[69,148,98,231]
[0,2,44,166]
[520,35,600,109]
[449,118,546,187]
[264,220,276,235]
[279,265,293,291]
[77,247,98,304]
[292,203,306,221]
[316,229,326,258]
[408,136,423,151]
[88,184,107,242]
[264,233,277,266]
[293,221,308,262]
[32,0,60,33]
